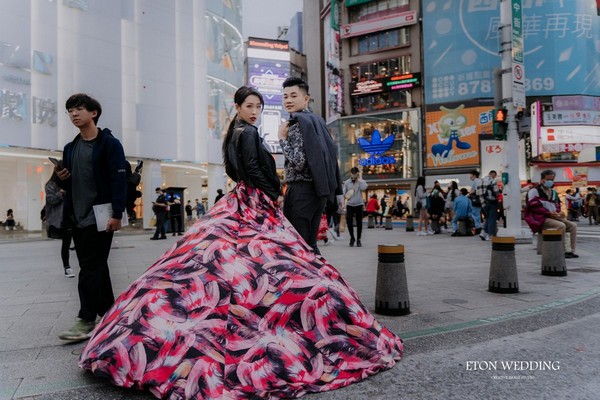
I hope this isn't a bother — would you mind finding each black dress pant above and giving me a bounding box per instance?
[170,214,183,234]
[153,211,167,238]
[72,225,115,322]
[346,205,364,240]
[284,181,327,255]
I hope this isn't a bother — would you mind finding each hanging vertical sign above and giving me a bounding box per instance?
[331,0,340,31]
[511,0,525,108]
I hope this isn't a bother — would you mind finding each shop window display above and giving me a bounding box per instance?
[337,111,420,181]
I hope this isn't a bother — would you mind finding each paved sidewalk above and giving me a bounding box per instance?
[0,221,598,399]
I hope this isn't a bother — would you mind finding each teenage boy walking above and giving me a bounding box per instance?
[55,93,128,341]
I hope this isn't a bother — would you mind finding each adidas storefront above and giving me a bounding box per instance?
[332,109,422,203]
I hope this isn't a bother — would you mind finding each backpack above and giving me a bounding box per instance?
[484,179,498,202]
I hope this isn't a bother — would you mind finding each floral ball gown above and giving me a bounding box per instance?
[79,182,403,399]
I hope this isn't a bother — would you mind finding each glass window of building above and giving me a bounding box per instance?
[350,28,410,56]
[352,91,410,114]
[349,0,410,23]
[350,57,411,83]
[337,111,420,180]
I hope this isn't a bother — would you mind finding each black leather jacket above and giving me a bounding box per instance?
[225,120,281,201]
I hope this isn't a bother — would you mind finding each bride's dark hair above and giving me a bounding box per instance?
[222,86,264,169]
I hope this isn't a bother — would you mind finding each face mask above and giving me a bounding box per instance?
[543,180,554,188]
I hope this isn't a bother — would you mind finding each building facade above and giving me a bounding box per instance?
[0,0,244,231]
[421,0,599,191]
[305,0,599,204]
[305,0,424,204]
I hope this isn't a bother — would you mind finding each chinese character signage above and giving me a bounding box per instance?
[422,0,599,104]
[543,110,600,126]
[425,104,494,168]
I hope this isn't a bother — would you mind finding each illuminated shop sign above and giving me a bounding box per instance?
[357,129,396,166]
[351,80,383,96]
[387,73,421,90]
[350,73,421,96]
[247,38,289,52]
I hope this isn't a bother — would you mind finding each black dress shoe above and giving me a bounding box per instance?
[159,236,167,240]
[357,239,362,247]
[150,237,159,240]
[349,238,355,247]
[565,252,579,258]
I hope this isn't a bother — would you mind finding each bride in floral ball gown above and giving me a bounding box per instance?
[79,86,403,399]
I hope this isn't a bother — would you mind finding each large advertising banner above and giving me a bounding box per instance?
[425,104,494,168]
[422,0,600,104]
[246,37,291,153]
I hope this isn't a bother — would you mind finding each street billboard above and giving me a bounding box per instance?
[246,38,291,153]
[422,0,600,104]
[425,103,494,168]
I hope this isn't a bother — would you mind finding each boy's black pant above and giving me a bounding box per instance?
[284,181,327,255]
[72,225,115,322]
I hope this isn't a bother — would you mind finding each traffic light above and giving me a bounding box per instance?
[493,107,508,140]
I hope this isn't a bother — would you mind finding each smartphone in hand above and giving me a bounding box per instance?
[48,157,63,169]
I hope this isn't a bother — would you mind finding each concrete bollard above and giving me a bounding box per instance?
[375,244,410,316]
[385,215,393,230]
[430,218,441,234]
[405,215,414,232]
[458,219,470,236]
[564,232,572,253]
[541,229,567,276]
[536,233,542,255]
[367,214,375,229]
[489,236,519,293]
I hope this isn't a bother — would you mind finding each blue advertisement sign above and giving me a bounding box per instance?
[357,129,397,166]
[247,57,290,153]
[423,0,600,104]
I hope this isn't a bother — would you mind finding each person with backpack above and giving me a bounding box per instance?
[524,169,578,258]
[480,170,500,241]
